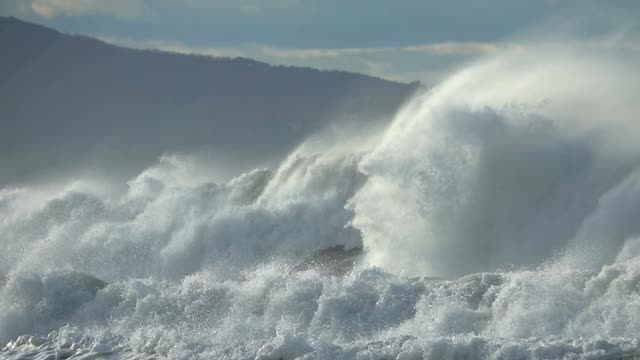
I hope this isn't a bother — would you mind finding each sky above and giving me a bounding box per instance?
[1,0,638,82]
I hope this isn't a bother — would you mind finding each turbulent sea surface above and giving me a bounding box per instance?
[3,44,640,359]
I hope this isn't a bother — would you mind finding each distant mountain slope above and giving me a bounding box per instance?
[0,16,419,186]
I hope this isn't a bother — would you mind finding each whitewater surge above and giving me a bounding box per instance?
[3,43,640,359]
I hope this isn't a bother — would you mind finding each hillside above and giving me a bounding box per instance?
[0,16,419,186]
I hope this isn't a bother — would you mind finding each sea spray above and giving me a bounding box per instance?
[351,44,640,277]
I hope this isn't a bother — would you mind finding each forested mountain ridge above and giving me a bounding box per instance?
[0,16,419,185]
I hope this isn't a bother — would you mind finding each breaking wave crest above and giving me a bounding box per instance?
[352,45,640,277]
[3,43,640,359]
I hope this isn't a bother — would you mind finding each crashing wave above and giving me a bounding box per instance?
[2,41,640,359]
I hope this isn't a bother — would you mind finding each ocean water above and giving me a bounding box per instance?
[2,45,640,359]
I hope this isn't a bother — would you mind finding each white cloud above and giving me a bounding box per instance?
[5,0,310,19]
[163,0,309,16]
[404,42,501,55]
[259,42,505,59]
[17,0,149,19]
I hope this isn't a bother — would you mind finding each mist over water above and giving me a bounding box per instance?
[3,40,640,359]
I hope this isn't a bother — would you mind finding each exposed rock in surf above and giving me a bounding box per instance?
[294,246,364,275]
[62,272,109,296]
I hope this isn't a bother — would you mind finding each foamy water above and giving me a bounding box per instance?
[2,43,640,359]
